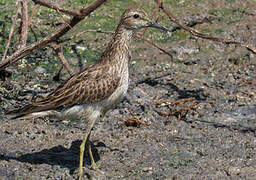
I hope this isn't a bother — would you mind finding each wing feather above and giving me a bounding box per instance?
[7,64,120,116]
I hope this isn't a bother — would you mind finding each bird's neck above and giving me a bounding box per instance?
[100,24,134,64]
[112,23,134,46]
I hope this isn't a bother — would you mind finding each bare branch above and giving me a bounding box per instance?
[33,0,81,16]
[53,65,63,81]
[20,0,29,48]
[50,41,75,75]
[0,0,107,70]
[27,3,38,28]
[135,35,173,59]
[1,0,21,61]
[154,0,256,54]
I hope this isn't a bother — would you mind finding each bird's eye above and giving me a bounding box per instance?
[133,14,140,19]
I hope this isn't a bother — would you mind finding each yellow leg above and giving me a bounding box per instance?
[78,115,99,180]
[79,132,91,180]
[88,141,97,168]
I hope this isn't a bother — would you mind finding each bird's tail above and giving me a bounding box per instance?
[6,112,44,120]
[5,104,58,120]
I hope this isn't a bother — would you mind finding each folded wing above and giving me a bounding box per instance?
[7,64,120,118]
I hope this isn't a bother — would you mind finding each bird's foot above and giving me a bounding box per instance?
[89,161,100,170]
[90,162,105,176]
[77,167,105,180]
[77,163,105,180]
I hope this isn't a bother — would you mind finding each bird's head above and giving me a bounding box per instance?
[120,8,169,32]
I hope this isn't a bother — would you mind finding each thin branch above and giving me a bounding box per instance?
[50,41,75,75]
[0,0,107,70]
[1,0,21,61]
[27,3,38,28]
[135,35,173,59]
[154,0,256,54]
[20,0,29,48]
[33,0,81,16]
[239,80,256,85]
[124,109,151,127]
[32,23,46,36]
[53,65,63,81]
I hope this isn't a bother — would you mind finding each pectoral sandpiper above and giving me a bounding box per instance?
[7,8,169,179]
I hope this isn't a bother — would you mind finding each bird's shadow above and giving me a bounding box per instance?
[139,77,208,101]
[166,82,207,101]
[0,140,109,175]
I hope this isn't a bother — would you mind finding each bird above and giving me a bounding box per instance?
[6,8,169,179]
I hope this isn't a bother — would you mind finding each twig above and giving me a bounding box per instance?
[27,3,38,28]
[154,97,199,120]
[124,109,151,127]
[33,0,81,16]
[239,80,256,85]
[0,0,107,70]
[154,0,256,54]
[32,23,46,36]
[175,101,199,120]
[166,15,219,33]
[55,8,72,30]
[20,0,29,48]
[53,65,63,81]
[137,36,173,59]
[1,0,21,61]
[50,42,75,75]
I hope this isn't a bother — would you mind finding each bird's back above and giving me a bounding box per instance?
[6,61,123,119]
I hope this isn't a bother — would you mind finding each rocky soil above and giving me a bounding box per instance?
[0,0,256,179]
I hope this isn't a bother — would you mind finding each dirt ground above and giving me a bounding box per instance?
[1,1,256,180]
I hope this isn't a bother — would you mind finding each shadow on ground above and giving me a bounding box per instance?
[0,140,102,175]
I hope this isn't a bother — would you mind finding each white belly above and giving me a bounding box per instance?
[102,69,129,112]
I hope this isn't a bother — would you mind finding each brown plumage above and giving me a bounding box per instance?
[6,8,169,179]
[8,65,120,117]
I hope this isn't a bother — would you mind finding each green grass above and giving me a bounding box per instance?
[153,30,189,43]
[208,7,246,26]
[0,0,191,83]
[0,0,248,85]
[164,0,187,7]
